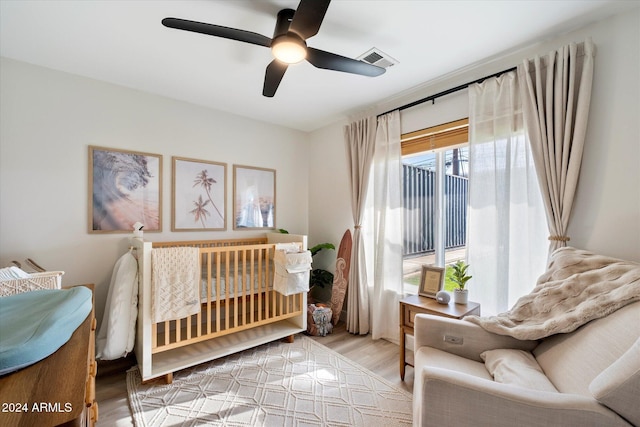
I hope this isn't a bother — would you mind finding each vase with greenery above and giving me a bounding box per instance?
[451,260,472,304]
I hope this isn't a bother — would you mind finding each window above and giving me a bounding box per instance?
[401,119,469,295]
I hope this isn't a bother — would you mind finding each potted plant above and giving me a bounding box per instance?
[450,260,472,304]
[308,242,336,299]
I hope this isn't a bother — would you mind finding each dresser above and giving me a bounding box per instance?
[0,284,98,426]
[399,294,480,380]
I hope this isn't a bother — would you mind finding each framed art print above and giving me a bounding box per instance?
[419,265,445,298]
[233,165,275,230]
[89,146,162,233]
[172,157,227,231]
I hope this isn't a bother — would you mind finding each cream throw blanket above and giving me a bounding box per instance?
[151,247,200,323]
[464,247,640,340]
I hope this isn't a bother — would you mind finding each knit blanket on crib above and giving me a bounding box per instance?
[151,247,201,323]
[464,247,640,341]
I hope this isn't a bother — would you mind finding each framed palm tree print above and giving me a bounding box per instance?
[233,165,275,230]
[172,157,227,231]
[89,146,162,233]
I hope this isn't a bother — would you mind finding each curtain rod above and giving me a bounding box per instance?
[378,66,517,117]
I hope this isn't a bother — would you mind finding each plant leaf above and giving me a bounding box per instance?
[310,243,335,257]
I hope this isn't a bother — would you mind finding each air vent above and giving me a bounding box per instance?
[357,48,398,69]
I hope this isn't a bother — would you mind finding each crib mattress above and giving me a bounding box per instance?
[0,287,92,375]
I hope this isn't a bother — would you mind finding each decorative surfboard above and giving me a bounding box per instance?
[330,229,352,326]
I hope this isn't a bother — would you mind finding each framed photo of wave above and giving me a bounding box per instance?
[233,165,276,230]
[88,146,162,233]
[172,157,227,231]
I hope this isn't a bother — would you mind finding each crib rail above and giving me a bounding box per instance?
[152,237,268,249]
[150,241,304,353]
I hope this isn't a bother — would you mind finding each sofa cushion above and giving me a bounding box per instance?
[481,349,558,392]
[589,338,640,426]
[415,346,492,380]
[534,301,640,396]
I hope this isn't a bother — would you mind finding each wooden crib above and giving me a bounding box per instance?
[132,233,308,382]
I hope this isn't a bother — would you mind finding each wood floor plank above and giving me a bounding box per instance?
[95,323,414,426]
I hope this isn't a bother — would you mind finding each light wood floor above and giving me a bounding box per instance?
[95,322,415,426]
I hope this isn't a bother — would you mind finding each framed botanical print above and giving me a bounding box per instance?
[172,157,227,231]
[419,265,445,298]
[89,146,162,233]
[233,165,276,230]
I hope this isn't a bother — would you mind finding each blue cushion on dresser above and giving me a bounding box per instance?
[0,287,92,375]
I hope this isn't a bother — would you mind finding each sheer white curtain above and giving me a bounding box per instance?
[369,110,403,342]
[467,71,548,316]
[344,116,376,334]
[518,39,595,255]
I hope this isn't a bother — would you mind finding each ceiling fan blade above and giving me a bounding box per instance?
[162,18,272,48]
[306,47,386,77]
[289,0,331,40]
[263,60,289,97]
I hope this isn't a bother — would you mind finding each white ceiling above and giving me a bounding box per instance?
[1,1,635,132]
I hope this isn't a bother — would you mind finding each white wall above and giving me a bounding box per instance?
[307,120,352,270]
[566,10,639,260]
[0,58,309,323]
[309,8,640,266]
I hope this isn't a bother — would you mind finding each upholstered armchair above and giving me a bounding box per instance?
[412,248,640,427]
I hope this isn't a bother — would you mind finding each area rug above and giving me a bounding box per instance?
[127,335,412,426]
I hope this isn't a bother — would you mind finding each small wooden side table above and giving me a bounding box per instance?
[399,294,480,380]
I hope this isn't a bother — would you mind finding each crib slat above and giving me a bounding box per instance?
[240,249,245,326]
[225,249,230,330]
[267,249,272,319]
[201,252,207,337]
[257,251,263,322]
[249,249,255,324]
[241,249,246,326]
[204,253,209,335]
[233,249,238,328]
[215,252,221,333]
[164,321,170,346]
[281,293,286,316]
[273,289,277,319]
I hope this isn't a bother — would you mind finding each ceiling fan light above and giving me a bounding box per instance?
[272,35,307,64]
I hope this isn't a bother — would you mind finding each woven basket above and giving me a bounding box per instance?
[0,271,64,297]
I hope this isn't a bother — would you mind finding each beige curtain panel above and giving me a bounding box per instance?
[343,116,376,335]
[518,39,595,255]
[371,110,403,342]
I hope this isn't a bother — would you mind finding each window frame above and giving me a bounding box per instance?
[401,118,470,295]
[401,118,469,155]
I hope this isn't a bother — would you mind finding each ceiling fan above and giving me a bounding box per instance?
[162,0,386,97]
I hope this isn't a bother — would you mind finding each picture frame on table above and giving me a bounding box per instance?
[419,265,445,298]
[88,145,162,233]
[172,156,227,231]
[233,165,276,230]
